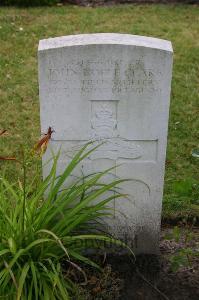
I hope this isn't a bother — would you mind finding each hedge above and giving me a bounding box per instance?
[0,0,59,6]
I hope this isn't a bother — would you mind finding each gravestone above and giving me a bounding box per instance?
[38,33,173,254]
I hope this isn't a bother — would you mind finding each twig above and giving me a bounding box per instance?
[136,268,170,300]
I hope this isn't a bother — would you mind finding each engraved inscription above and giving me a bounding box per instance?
[47,59,160,96]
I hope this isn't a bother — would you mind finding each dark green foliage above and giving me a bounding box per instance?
[0,0,58,6]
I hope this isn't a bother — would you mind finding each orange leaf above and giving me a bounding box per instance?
[33,126,54,156]
[0,156,17,161]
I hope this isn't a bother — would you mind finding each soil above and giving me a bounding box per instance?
[73,226,199,300]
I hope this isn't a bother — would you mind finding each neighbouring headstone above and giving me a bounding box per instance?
[38,33,173,254]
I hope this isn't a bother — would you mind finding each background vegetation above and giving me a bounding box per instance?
[0,4,198,218]
[1,0,59,6]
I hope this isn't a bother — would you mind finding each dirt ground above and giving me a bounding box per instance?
[74,226,199,300]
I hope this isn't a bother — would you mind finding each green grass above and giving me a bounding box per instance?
[0,4,198,218]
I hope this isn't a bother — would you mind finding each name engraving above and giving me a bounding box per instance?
[47,59,160,96]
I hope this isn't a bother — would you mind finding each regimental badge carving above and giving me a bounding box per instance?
[90,100,143,160]
[91,101,117,139]
[89,140,143,160]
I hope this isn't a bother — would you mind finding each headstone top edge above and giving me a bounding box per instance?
[38,33,173,53]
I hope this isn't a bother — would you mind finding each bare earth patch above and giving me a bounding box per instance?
[72,226,199,299]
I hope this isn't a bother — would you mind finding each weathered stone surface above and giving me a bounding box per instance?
[38,33,173,254]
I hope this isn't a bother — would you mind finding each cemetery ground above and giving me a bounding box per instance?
[73,226,199,300]
[0,3,198,300]
[0,4,198,220]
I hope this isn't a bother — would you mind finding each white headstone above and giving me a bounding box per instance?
[38,33,173,254]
